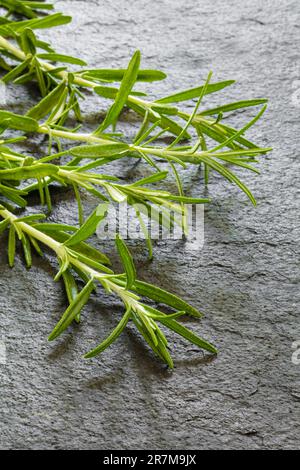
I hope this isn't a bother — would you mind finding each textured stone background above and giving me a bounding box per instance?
[0,0,299,450]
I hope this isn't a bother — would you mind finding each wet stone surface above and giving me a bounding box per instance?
[0,0,299,450]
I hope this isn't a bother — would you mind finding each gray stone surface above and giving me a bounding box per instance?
[0,0,299,450]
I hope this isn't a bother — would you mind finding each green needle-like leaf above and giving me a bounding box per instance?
[115,235,136,289]
[27,81,67,120]
[200,98,268,116]
[81,68,166,82]
[48,279,95,341]
[21,233,32,268]
[64,207,106,247]
[84,307,132,358]
[0,111,38,132]
[37,53,87,66]
[0,163,58,180]
[8,224,16,267]
[97,50,141,132]
[156,80,235,104]
[0,13,72,35]
[70,142,130,159]
[159,317,217,354]
[114,278,202,318]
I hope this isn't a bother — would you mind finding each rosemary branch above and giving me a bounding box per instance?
[0,28,267,141]
[0,0,272,369]
[0,101,271,207]
[0,204,217,367]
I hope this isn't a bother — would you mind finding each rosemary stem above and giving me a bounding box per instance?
[0,152,24,162]
[38,125,110,144]
[38,125,204,164]
[0,34,153,114]
[134,145,203,164]
[0,35,26,61]
[0,206,60,251]
[38,124,204,165]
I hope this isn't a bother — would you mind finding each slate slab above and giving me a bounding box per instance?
[0,0,299,450]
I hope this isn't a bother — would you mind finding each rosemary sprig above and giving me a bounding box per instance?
[0,204,217,367]
[0,0,55,19]
[0,141,209,240]
[0,1,272,369]
[0,10,270,201]
[0,17,267,142]
[0,97,271,205]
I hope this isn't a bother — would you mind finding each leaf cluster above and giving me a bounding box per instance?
[0,2,272,368]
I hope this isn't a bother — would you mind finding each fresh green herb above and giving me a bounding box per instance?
[0,205,217,364]
[0,1,272,368]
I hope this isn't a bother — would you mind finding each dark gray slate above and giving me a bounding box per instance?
[0,0,299,450]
